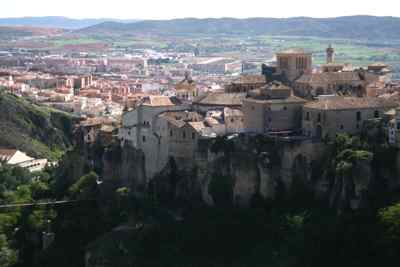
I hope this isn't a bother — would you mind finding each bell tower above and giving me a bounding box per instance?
[326,44,335,64]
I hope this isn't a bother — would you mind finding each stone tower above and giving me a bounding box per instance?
[276,48,312,82]
[326,44,335,64]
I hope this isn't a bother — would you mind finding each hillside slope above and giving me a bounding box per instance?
[0,25,64,39]
[78,16,400,40]
[0,16,139,30]
[0,91,75,160]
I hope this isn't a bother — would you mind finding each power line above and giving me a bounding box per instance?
[0,200,83,209]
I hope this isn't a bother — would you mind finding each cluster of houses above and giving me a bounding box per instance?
[75,46,400,178]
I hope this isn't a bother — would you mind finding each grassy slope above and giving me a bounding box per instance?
[0,91,74,160]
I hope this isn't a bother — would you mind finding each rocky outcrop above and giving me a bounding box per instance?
[102,143,147,195]
[146,135,400,210]
[76,134,400,211]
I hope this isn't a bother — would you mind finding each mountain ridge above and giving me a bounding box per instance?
[76,15,400,40]
[0,16,139,30]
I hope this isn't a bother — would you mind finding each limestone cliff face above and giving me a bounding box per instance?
[192,140,327,208]
[147,136,400,210]
[79,135,400,210]
[102,143,147,195]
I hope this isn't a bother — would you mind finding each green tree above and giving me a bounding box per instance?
[379,202,400,241]
[69,172,99,200]
[0,234,17,267]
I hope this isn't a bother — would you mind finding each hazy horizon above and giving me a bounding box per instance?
[0,14,400,20]
[0,0,398,20]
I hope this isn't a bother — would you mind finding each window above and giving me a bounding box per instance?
[230,118,235,123]
[170,130,173,137]
[142,136,146,142]
[374,110,379,118]
[305,112,310,121]
[356,111,361,121]
[283,106,287,111]
[192,132,195,139]
[340,125,344,130]
[182,131,186,139]
[317,113,321,123]
[251,106,255,110]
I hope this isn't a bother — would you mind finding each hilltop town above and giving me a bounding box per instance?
[2,19,400,267]
[4,44,398,171]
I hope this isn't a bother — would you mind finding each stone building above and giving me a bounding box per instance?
[242,82,307,134]
[302,97,398,139]
[224,107,245,134]
[293,45,390,99]
[326,44,335,64]
[153,111,207,170]
[321,63,345,73]
[294,71,369,98]
[385,108,400,146]
[276,49,312,82]
[175,72,198,102]
[225,74,267,93]
[0,149,48,172]
[367,63,392,83]
[119,96,191,177]
[193,92,246,113]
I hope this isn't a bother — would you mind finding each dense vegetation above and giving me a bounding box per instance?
[0,91,74,160]
[1,125,400,267]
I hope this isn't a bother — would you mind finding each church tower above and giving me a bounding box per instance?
[326,44,335,64]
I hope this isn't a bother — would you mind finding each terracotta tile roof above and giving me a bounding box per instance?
[80,117,114,127]
[296,71,363,84]
[176,76,196,91]
[193,93,246,106]
[245,95,307,104]
[304,97,398,110]
[0,149,17,161]
[277,48,311,55]
[141,96,175,107]
[159,111,203,128]
[188,121,207,132]
[233,75,267,84]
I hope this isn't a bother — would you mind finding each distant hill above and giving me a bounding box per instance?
[0,16,139,30]
[0,91,74,160]
[0,25,64,39]
[78,16,400,40]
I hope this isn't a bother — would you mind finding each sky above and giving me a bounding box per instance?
[1,0,399,19]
